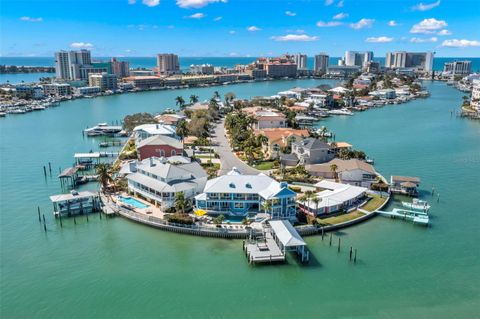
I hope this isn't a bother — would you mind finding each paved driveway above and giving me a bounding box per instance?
[211,119,260,176]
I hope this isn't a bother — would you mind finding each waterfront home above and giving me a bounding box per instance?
[255,128,309,159]
[329,86,351,95]
[305,93,333,108]
[390,176,420,196]
[154,113,186,126]
[290,138,335,165]
[369,89,396,100]
[306,158,377,188]
[194,168,297,220]
[122,156,207,209]
[242,107,287,129]
[136,135,183,160]
[133,123,177,142]
[297,180,367,216]
[277,90,301,99]
[329,142,353,154]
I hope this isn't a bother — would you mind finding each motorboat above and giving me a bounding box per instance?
[402,198,431,211]
[84,123,123,136]
[328,108,353,116]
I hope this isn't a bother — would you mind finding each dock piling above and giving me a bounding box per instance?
[354,249,357,263]
[37,206,41,223]
[43,166,47,176]
[349,246,352,261]
[59,213,63,228]
[42,214,46,232]
[73,215,76,225]
[437,193,440,203]
[48,162,52,173]
[329,233,332,246]
[321,227,324,240]
[338,237,341,253]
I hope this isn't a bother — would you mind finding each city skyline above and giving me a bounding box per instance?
[1,0,480,57]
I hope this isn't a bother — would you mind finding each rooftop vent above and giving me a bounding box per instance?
[229,182,236,188]
[246,183,252,188]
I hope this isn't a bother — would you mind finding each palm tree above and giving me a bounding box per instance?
[175,96,185,109]
[330,163,338,182]
[175,119,189,145]
[189,94,199,105]
[213,91,220,100]
[311,196,320,215]
[95,163,113,192]
[174,192,187,214]
[262,200,272,216]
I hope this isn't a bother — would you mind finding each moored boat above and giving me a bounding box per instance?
[402,198,431,211]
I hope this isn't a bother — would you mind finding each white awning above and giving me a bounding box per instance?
[269,220,306,247]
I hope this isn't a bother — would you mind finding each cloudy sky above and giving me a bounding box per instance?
[1,0,479,57]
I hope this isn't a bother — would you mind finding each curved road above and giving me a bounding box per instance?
[211,119,261,176]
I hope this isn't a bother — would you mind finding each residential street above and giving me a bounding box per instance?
[211,118,260,176]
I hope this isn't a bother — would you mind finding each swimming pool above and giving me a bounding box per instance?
[119,196,149,209]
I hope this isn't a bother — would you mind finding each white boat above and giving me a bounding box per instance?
[328,108,353,116]
[402,198,431,211]
[32,105,46,111]
[84,123,123,136]
[0,112,6,117]
[10,109,26,114]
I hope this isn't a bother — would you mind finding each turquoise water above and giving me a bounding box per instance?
[1,79,479,318]
[119,196,148,209]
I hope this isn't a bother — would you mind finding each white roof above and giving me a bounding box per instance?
[133,123,176,135]
[74,152,101,158]
[50,190,98,203]
[269,220,306,247]
[202,168,292,200]
[137,134,183,149]
[329,86,351,94]
[302,180,367,210]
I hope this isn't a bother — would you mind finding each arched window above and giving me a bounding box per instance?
[171,149,177,156]
[159,149,165,157]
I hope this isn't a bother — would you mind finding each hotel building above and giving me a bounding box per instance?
[157,53,180,76]
[314,53,329,74]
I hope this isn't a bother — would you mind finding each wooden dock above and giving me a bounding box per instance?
[244,232,286,264]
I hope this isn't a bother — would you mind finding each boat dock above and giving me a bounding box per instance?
[244,220,310,264]
[375,208,429,226]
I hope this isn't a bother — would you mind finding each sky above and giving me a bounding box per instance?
[1,0,479,57]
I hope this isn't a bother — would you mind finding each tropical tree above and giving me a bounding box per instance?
[224,92,236,104]
[175,119,189,144]
[262,200,272,216]
[330,163,338,182]
[311,196,320,216]
[175,96,186,109]
[174,192,188,214]
[95,163,113,192]
[189,94,199,105]
[213,91,220,100]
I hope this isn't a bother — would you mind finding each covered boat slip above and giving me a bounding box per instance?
[244,220,310,264]
[49,190,101,217]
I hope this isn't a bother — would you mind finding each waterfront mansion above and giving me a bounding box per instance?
[194,168,297,220]
[121,156,207,209]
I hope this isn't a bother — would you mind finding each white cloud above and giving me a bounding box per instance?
[285,11,296,16]
[70,42,94,49]
[213,16,222,21]
[410,18,447,34]
[441,39,480,48]
[365,36,393,43]
[142,0,160,7]
[247,26,261,31]
[388,20,397,26]
[333,12,348,20]
[187,13,205,19]
[412,0,441,11]
[325,0,334,5]
[176,0,226,9]
[316,21,343,27]
[229,30,236,34]
[437,29,451,36]
[271,34,319,42]
[350,18,375,29]
[128,0,136,4]
[337,0,344,7]
[20,16,43,22]
[410,37,438,43]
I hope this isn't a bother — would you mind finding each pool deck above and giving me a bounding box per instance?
[112,193,165,219]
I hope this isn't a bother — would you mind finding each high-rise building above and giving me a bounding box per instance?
[190,64,214,75]
[157,54,180,76]
[314,53,329,74]
[111,58,130,78]
[443,60,471,75]
[54,49,93,80]
[293,53,307,69]
[344,51,374,67]
[385,51,434,72]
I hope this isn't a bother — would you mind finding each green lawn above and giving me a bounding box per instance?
[253,160,276,170]
[361,194,388,212]
[317,210,365,226]
[195,154,216,159]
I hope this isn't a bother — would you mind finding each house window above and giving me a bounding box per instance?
[171,150,176,156]
[159,149,165,157]
[234,203,244,209]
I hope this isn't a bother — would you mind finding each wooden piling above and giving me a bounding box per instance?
[48,162,52,173]
[43,166,47,176]
[37,206,41,223]
[42,214,46,232]
[349,247,352,261]
[321,227,324,240]
[338,237,341,253]
[73,215,76,225]
[354,249,357,263]
[329,233,332,246]
[59,213,63,228]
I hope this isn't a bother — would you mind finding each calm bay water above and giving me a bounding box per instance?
[1,56,480,84]
[1,79,479,318]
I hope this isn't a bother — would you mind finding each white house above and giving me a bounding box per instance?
[122,156,207,209]
[133,123,178,142]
